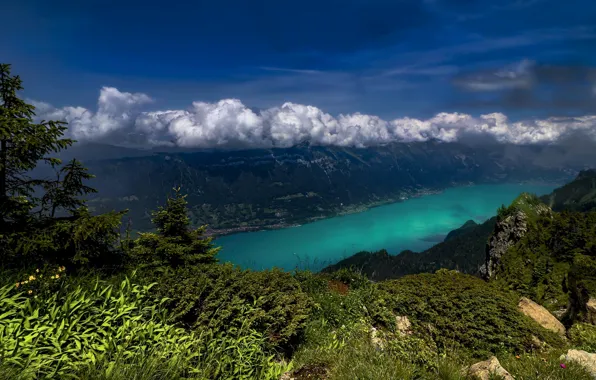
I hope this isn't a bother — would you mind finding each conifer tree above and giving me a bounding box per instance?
[0,63,125,268]
[132,187,220,268]
[0,63,73,225]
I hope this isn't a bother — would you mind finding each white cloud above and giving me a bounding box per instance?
[32,86,596,149]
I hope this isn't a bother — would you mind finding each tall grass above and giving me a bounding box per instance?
[0,273,289,379]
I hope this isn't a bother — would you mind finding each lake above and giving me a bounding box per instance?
[215,183,557,271]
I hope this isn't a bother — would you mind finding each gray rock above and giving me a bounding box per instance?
[466,356,515,380]
[560,349,596,378]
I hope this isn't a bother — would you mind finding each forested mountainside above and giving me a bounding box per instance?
[324,169,596,281]
[67,141,578,232]
[541,169,596,212]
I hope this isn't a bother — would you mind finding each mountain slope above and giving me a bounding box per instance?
[74,141,575,232]
[540,169,596,212]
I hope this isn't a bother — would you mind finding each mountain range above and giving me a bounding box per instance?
[58,141,584,233]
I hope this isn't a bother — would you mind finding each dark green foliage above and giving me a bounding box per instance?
[131,188,220,268]
[493,210,596,316]
[294,269,396,330]
[41,159,97,218]
[6,207,127,269]
[444,219,478,242]
[378,270,564,358]
[0,64,73,223]
[150,263,312,349]
[569,323,596,352]
[0,64,125,270]
[541,169,596,212]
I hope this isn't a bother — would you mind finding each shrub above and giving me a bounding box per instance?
[151,263,312,349]
[569,323,596,352]
[378,270,564,357]
[131,188,219,269]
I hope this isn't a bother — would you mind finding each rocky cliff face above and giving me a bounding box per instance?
[480,211,528,280]
[480,194,552,280]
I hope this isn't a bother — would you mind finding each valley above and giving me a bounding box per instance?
[68,142,578,234]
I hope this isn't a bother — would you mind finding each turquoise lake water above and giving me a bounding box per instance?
[216,184,557,271]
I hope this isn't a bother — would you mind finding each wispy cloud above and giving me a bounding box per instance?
[382,65,459,77]
[260,66,323,75]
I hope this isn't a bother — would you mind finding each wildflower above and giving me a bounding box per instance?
[55,274,60,279]
[28,290,33,294]
[560,363,567,369]
[515,355,520,359]
[24,280,28,284]
[36,269,39,273]
[15,282,20,288]
[29,275,36,281]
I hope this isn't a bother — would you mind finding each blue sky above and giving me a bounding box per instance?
[2,0,596,149]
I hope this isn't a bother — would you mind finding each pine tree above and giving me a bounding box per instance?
[0,63,126,269]
[0,63,73,225]
[132,187,220,268]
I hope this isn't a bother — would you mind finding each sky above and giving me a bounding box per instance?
[2,0,596,149]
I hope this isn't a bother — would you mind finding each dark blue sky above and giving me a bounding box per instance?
[2,0,596,120]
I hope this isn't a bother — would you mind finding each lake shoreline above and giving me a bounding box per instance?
[205,179,565,239]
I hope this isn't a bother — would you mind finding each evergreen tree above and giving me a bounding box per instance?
[0,63,126,269]
[132,187,220,268]
[0,63,73,226]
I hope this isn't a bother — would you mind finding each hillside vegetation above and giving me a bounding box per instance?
[1,64,595,379]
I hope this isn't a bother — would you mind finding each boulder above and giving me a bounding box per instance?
[560,349,596,378]
[587,298,596,325]
[466,356,515,380]
[395,315,412,336]
[518,297,566,337]
[370,326,385,349]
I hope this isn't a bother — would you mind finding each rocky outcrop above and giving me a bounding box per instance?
[560,349,596,378]
[588,298,596,325]
[480,194,552,280]
[466,356,515,380]
[395,315,412,336]
[518,297,566,337]
[480,210,528,280]
[369,326,385,350]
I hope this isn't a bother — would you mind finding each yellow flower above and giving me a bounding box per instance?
[15,282,20,288]
[23,280,28,284]
[28,290,33,294]
[29,275,36,281]
[55,274,60,279]
[36,269,40,273]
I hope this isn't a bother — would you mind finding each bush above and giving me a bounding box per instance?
[378,270,564,357]
[151,263,312,349]
[569,323,596,352]
[294,270,395,330]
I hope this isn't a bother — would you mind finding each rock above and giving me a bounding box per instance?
[466,356,515,380]
[587,298,596,325]
[530,335,543,350]
[279,372,294,380]
[395,315,412,336]
[560,349,596,378]
[481,210,528,280]
[518,297,566,337]
[370,326,385,349]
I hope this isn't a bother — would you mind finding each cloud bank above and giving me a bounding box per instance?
[32,87,596,149]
